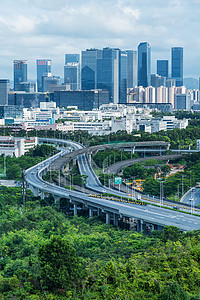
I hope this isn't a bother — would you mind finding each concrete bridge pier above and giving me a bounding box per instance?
[137,219,147,233]
[113,213,119,227]
[74,203,78,216]
[53,195,61,204]
[30,186,39,197]
[89,207,94,218]
[41,191,45,200]
[106,213,111,225]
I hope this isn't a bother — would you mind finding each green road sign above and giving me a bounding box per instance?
[115,177,122,185]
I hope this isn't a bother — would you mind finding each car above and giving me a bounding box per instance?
[43,184,47,188]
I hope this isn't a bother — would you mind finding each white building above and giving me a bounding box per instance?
[0,136,38,157]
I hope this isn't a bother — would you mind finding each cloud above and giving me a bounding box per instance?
[0,0,199,79]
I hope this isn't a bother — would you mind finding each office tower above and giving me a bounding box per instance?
[157,60,168,78]
[15,82,35,93]
[97,47,120,103]
[0,79,9,105]
[175,93,191,110]
[13,60,27,90]
[151,74,166,88]
[137,42,151,87]
[36,59,52,92]
[81,49,102,90]
[42,75,60,93]
[64,63,80,90]
[171,47,183,87]
[166,79,176,88]
[120,50,128,103]
[65,54,80,65]
[126,50,137,88]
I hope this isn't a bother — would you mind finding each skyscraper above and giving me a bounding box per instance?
[137,42,151,88]
[171,47,183,87]
[36,59,51,92]
[13,60,27,90]
[120,50,128,103]
[157,60,168,78]
[126,50,137,88]
[81,49,102,90]
[97,47,120,103]
[65,54,80,65]
[64,63,80,90]
[0,79,9,105]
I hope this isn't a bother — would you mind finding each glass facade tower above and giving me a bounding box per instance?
[171,47,183,87]
[157,60,168,78]
[126,50,137,88]
[13,60,27,90]
[36,59,52,92]
[81,49,102,90]
[137,42,151,87]
[65,54,80,65]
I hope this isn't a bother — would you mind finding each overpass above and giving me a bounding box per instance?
[25,138,200,232]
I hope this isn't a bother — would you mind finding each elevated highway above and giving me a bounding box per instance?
[25,138,200,232]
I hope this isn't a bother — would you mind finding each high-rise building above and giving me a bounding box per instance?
[0,79,9,105]
[157,60,168,78]
[126,50,137,88]
[137,42,151,87]
[13,60,27,90]
[97,47,120,103]
[171,47,183,87]
[119,50,128,103]
[65,54,80,65]
[81,49,102,90]
[36,59,52,92]
[64,63,80,90]
[42,75,60,93]
[145,86,155,103]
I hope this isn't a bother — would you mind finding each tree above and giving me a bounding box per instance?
[38,236,82,292]
[162,226,180,243]
[161,282,190,300]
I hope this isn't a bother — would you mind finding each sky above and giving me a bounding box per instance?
[1,0,200,80]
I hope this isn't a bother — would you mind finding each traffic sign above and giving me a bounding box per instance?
[115,177,122,185]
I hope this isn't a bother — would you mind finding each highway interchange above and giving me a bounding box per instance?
[25,138,200,232]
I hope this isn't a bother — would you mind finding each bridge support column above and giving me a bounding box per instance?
[74,204,77,216]
[106,213,110,225]
[113,213,119,227]
[137,219,142,232]
[73,159,77,166]
[89,208,93,218]
[31,186,39,197]
[41,191,44,200]
[142,221,147,234]
[54,195,61,204]
[97,208,101,217]
[151,224,155,231]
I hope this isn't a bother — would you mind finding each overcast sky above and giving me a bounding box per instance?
[1,0,200,80]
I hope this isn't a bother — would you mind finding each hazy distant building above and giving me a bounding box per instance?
[171,47,183,87]
[15,82,35,93]
[157,60,168,78]
[138,42,151,87]
[42,75,60,93]
[36,59,52,92]
[13,60,27,91]
[64,63,80,90]
[175,93,191,110]
[65,54,80,65]
[0,79,9,105]
[53,90,109,110]
[126,50,137,88]
[81,49,102,90]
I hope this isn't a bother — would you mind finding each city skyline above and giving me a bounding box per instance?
[0,0,199,80]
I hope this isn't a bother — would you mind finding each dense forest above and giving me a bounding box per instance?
[0,189,200,299]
